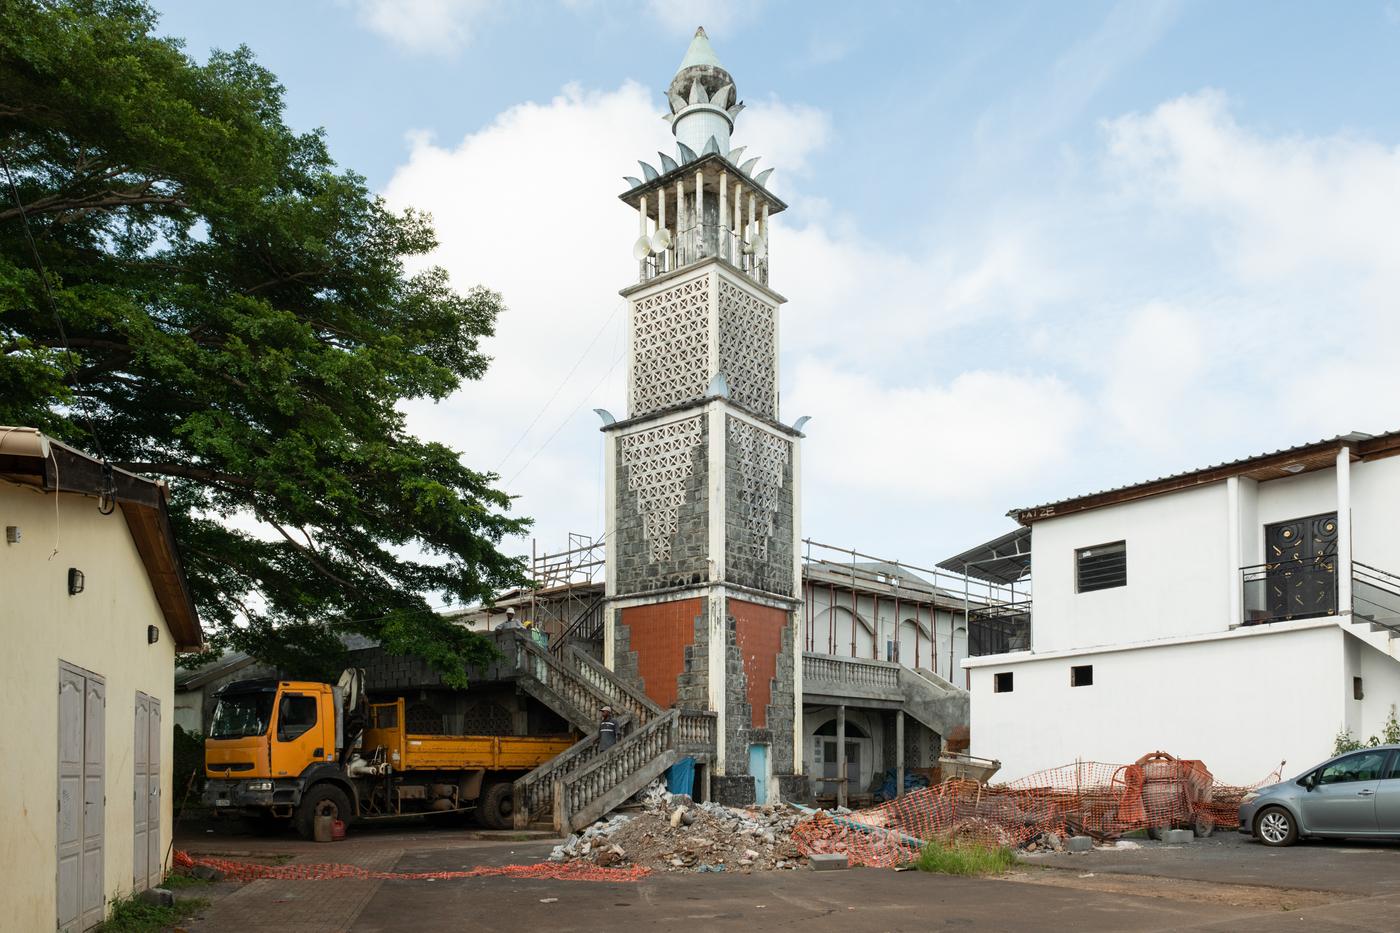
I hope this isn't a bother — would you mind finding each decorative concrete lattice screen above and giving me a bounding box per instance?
[631,273,710,417]
[620,417,704,561]
[729,417,789,560]
[717,278,777,418]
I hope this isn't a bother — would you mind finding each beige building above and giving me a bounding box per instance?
[0,427,202,932]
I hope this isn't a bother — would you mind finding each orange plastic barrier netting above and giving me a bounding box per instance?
[792,752,1283,867]
[172,850,649,883]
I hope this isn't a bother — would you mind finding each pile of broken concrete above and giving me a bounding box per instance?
[549,784,806,873]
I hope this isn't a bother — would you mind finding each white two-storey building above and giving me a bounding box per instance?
[951,431,1400,784]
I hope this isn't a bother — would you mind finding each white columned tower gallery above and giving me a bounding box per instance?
[601,28,805,804]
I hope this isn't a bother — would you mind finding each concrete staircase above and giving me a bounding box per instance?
[802,652,969,740]
[506,632,717,832]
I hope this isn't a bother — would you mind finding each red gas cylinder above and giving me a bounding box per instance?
[332,819,347,841]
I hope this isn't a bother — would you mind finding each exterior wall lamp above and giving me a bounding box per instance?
[147,625,160,645]
[67,567,85,595]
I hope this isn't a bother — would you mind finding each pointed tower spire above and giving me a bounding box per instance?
[667,26,740,155]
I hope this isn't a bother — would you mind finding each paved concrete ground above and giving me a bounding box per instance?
[1024,830,1400,897]
[176,822,1400,932]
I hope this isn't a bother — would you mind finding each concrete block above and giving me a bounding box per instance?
[1163,829,1193,844]
[1066,836,1094,853]
[810,853,848,871]
[138,888,174,907]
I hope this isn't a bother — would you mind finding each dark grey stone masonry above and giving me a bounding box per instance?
[711,774,756,807]
[614,416,710,596]
[777,773,812,805]
[724,418,795,596]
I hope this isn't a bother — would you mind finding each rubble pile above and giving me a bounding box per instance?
[549,785,807,873]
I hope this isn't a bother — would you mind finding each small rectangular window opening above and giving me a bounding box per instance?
[1071,665,1094,687]
[1077,541,1127,593]
[994,671,1014,693]
[1354,676,1364,700]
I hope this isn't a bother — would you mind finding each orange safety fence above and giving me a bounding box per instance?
[172,850,649,883]
[793,751,1284,867]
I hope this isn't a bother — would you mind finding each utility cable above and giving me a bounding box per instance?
[494,300,624,474]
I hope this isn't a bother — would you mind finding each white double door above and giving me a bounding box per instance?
[57,663,104,933]
[133,692,162,892]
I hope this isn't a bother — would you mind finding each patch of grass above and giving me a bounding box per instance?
[97,893,209,933]
[915,839,1019,876]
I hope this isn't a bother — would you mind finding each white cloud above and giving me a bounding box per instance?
[351,0,497,54]
[788,361,1085,500]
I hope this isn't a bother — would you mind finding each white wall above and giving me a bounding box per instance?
[0,486,178,931]
[1030,483,1231,652]
[967,622,1346,784]
[1351,456,1400,572]
[805,583,967,681]
[1347,635,1400,742]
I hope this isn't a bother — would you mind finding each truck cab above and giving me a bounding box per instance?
[203,679,345,829]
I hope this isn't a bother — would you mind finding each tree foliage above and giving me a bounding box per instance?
[1,0,528,683]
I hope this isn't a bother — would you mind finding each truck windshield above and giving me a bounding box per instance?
[209,691,276,739]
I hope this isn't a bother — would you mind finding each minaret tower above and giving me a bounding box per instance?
[602,28,804,804]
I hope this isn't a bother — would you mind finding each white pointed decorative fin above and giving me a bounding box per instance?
[676,141,698,164]
[662,113,676,124]
[754,168,774,188]
[739,157,760,176]
[712,83,734,110]
[658,151,679,173]
[688,79,708,106]
[594,408,617,426]
[669,90,688,114]
[639,161,659,181]
[793,416,812,433]
[702,136,720,156]
[707,372,731,398]
[727,146,746,165]
[623,176,643,189]
[727,102,745,119]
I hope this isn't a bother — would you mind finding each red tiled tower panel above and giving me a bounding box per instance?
[730,599,786,728]
[620,598,701,709]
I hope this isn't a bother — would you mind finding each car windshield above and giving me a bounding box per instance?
[209,691,275,739]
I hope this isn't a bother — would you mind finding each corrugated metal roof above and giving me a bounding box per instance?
[1008,430,1391,522]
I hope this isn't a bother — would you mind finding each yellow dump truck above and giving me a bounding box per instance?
[203,672,574,837]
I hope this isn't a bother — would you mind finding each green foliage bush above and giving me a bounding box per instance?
[1332,706,1400,756]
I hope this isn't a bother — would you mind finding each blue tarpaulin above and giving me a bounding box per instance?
[667,757,696,797]
[877,768,929,801]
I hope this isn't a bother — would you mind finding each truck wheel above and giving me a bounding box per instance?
[295,784,352,840]
[478,782,513,830]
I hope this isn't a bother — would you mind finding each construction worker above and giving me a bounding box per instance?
[598,706,618,750]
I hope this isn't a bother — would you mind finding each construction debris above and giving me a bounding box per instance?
[792,751,1284,867]
[549,782,806,873]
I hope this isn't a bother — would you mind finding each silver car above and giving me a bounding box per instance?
[1238,745,1400,846]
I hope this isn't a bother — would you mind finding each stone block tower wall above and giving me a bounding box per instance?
[602,29,805,804]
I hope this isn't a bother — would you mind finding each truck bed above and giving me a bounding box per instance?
[365,699,574,771]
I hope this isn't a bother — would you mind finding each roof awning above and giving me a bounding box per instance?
[937,527,1031,585]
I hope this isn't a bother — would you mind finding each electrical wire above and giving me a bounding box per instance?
[494,300,625,474]
[506,349,625,487]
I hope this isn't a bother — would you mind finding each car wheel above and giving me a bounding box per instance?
[1255,806,1297,847]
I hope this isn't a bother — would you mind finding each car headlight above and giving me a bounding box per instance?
[1241,791,1260,804]
[247,780,273,792]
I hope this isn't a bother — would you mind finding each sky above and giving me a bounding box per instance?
[152,0,1400,581]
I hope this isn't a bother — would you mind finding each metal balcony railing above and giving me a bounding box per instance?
[967,601,1031,656]
[638,222,769,286]
[1241,558,1337,625]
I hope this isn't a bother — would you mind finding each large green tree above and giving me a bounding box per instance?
[0,0,528,682]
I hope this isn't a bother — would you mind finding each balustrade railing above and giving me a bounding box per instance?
[565,646,660,726]
[802,653,901,690]
[513,634,616,728]
[676,709,717,749]
[558,709,678,829]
